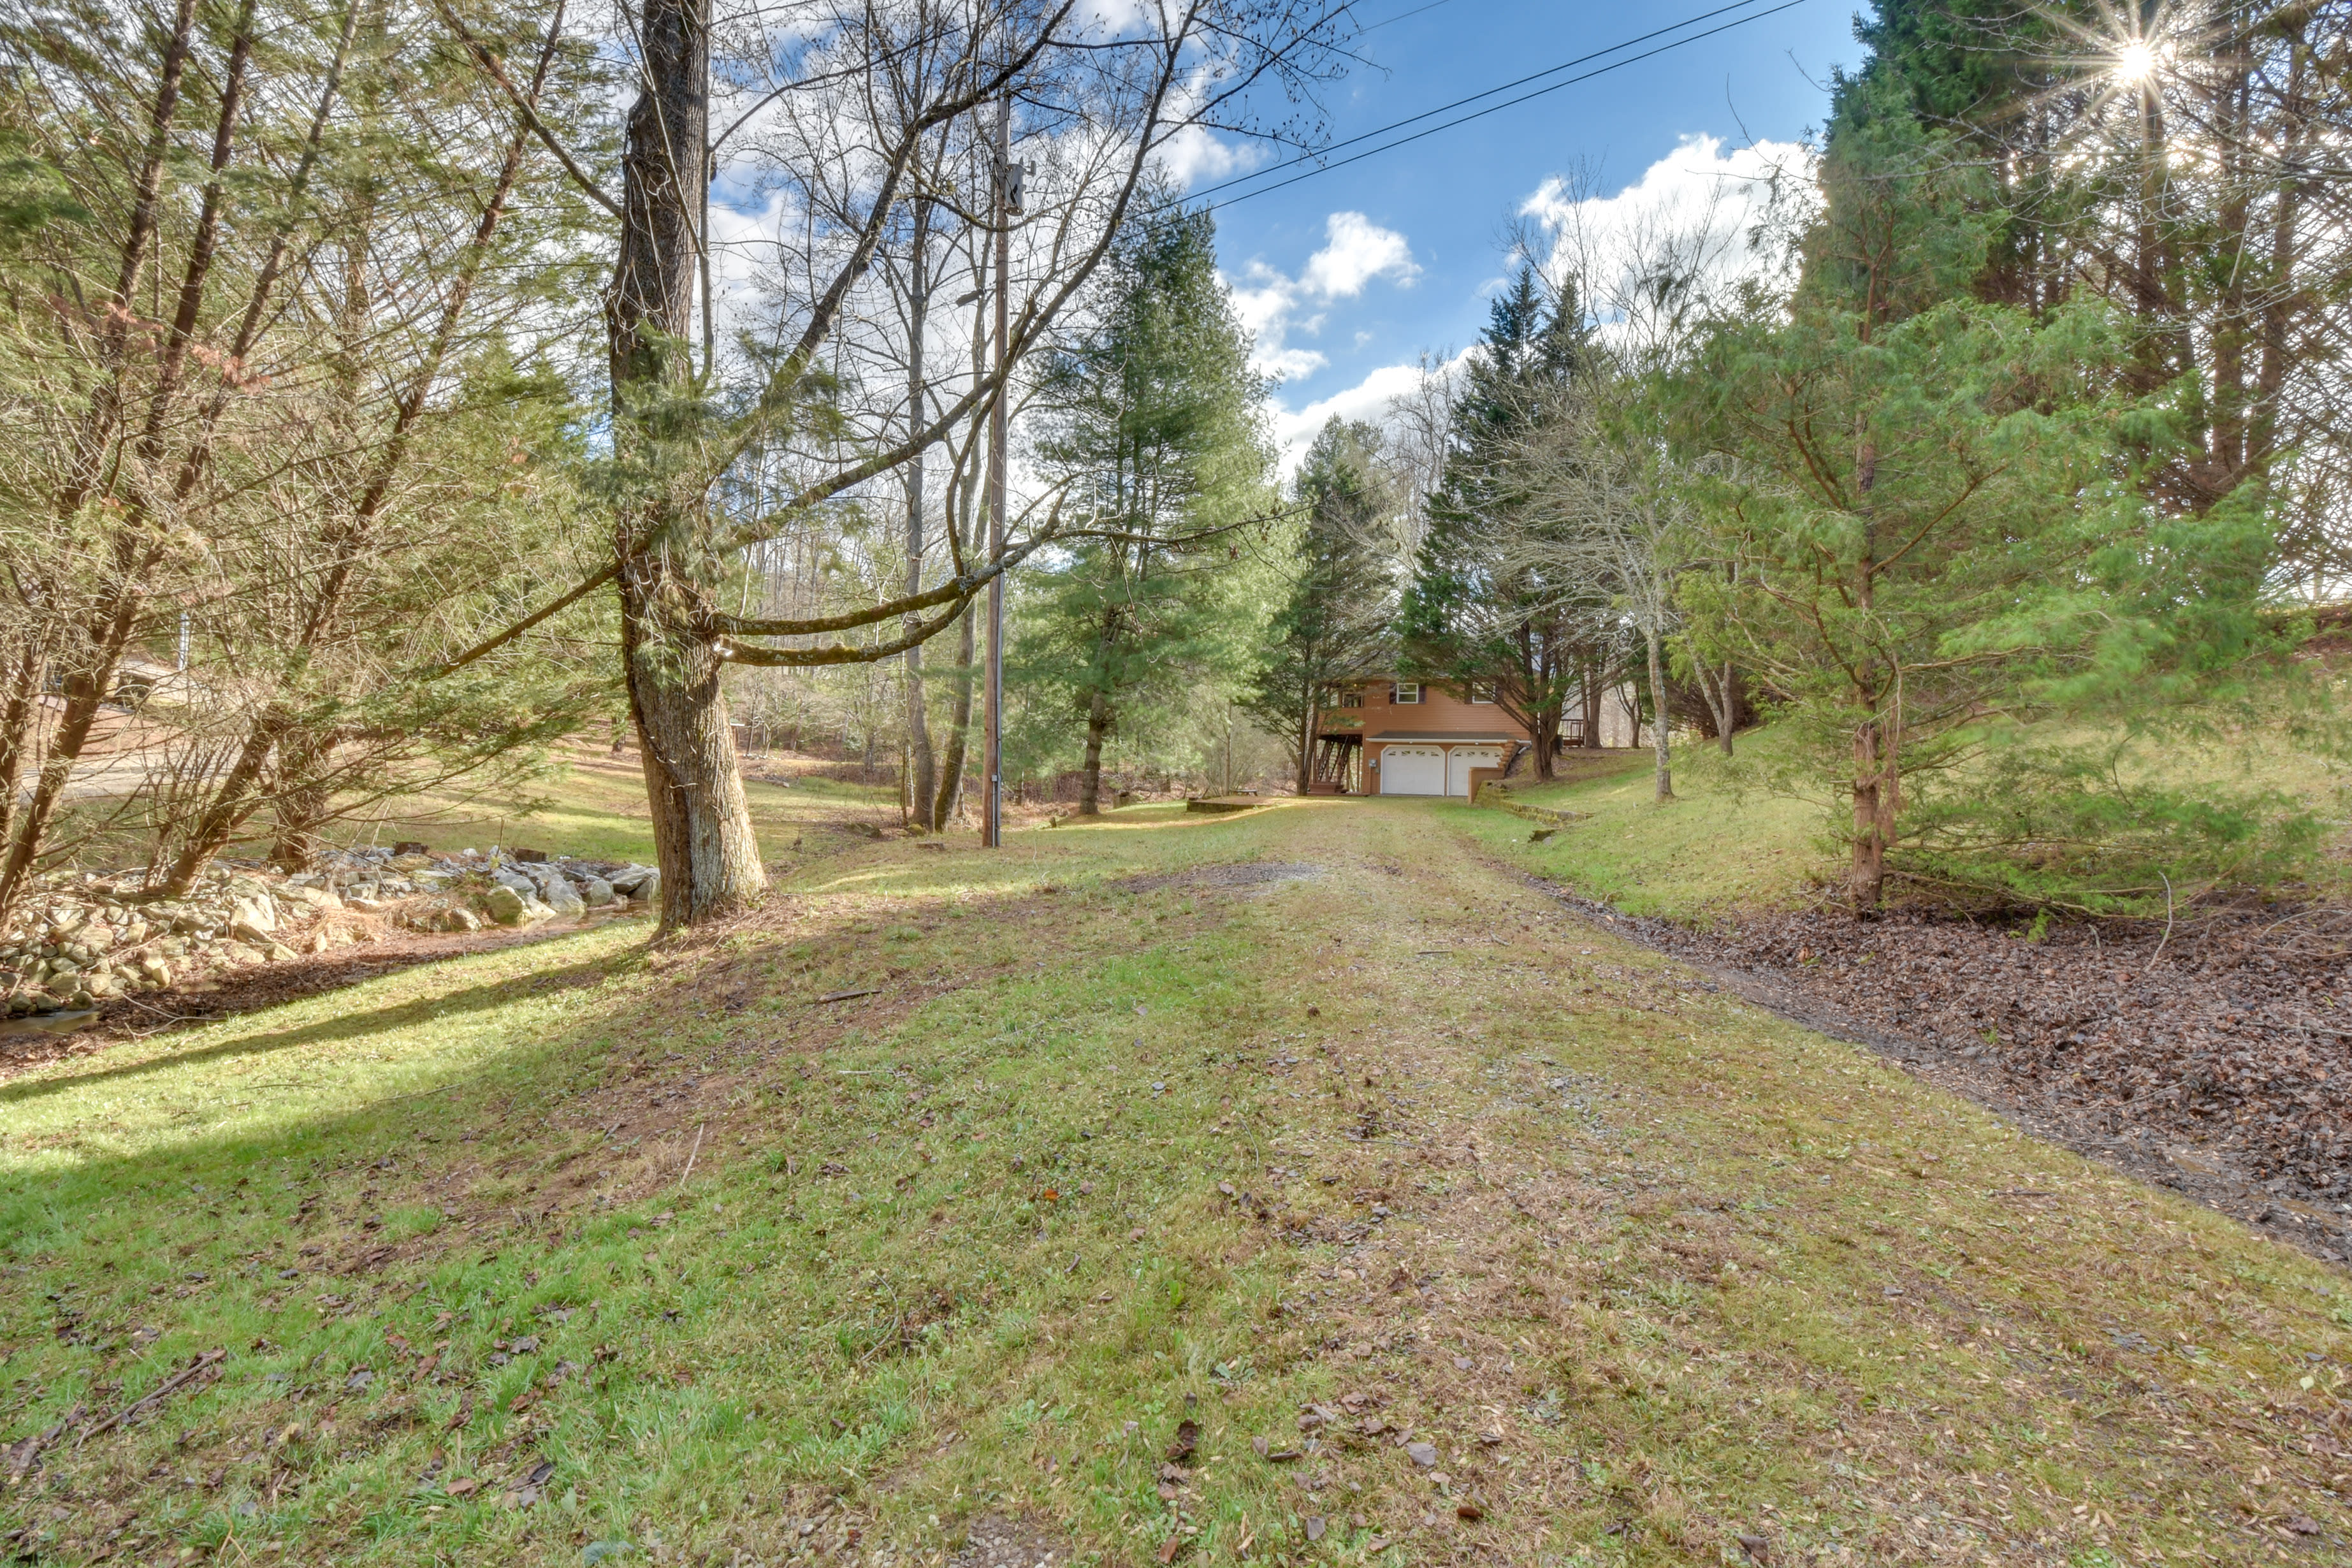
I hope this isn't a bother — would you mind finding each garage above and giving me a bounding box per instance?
[1378,744,1445,795]
[1446,746,1503,797]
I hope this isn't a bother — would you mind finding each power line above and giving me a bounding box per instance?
[1358,0,1459,36]
[1186,0,1801,209]
[1207,0,1814,213]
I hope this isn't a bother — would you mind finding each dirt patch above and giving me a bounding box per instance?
[1113,862,1324,896]
[1522,875,2352,1267]
[948,1513,1078,1568]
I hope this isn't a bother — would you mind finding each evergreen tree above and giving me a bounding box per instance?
[1240,417,1395,792]
[1015,204,1272,813]
[1683,108,2276,911]
[1398,268,1593,778]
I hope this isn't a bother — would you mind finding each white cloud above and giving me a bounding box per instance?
[1224,211,1418,387]
[708,184,792,300]
[1270,361,1428,470]
[1302,210,1421,299]
[1518,135,1813,353]
[1156,123,1263,189]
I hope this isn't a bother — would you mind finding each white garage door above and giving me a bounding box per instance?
[1379,744,1445,795]
[1447,747,1503,797]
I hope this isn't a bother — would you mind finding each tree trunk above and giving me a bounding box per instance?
[1715,662,1736,756]
[0,635,46,849]
[1078,686,1110,815]
[1850,712,1887,910]
[902,197,936,828]
[620,549,766,926]
[1579,657,1603,748]
[268,741,335,874]
[1295,680,1315,794]
[1644,621,1673,801]
[932,604,974,827]
[0,592,143,912]
[607,0,766,931]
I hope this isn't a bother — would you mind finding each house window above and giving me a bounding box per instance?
[1467,681,1496,704]
[1391,681,1422,705]
[1319,686,1365,709]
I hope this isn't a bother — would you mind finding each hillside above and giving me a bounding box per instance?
[4,797,2348,1565]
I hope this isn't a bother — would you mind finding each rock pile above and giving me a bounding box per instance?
[0,846,657,1014]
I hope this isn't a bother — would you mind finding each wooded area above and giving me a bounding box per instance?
[0,0,2346,928]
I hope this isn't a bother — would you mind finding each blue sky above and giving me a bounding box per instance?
[1180,0,1862,463]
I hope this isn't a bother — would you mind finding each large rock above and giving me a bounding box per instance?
[514,863,584,918]
[579,876,615,908]
[482,884,531,926]
[630,870,660,908]
[607,865,656,896]
[282,884,343,912]
[228,896,278,936]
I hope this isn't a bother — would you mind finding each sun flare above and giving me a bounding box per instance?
[2114,38,2159,84]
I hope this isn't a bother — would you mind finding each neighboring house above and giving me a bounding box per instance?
[1306,676,1645,796]
[1307,678,1530,797]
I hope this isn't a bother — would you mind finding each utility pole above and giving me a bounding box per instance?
[982,90,1015,848]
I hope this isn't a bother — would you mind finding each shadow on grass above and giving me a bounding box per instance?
[0,949,630,1110]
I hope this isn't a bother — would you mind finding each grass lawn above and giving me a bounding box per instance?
[358,755,903,870]
[1493,746,1830,917]
[3,797,2348,1565]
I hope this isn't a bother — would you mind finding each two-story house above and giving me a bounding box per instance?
[1307,678,1534,797]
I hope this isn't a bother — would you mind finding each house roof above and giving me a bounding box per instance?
[1365,731,1524,744]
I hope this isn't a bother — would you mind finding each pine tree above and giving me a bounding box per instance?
[1398,268,1593,778]
[1015,204,1271,813]
[1683,108,2274,910]
[1240,417,1394,792]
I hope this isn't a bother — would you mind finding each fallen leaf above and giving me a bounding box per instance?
[816,989,880,1005]
[1405,1441,1438,1467]
[1166,1418,1198,1463]
[2286,1516,2323,1537]
[1456,1502,1484,1521]
[1305,1516,1326,1541]
[1157,1535,1180,1564]
[1252,1435,1269,1457]
[445,1477,479,1497]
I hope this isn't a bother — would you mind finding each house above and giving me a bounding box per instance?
[1306,678,1530,797]
[1307,676,1645,796]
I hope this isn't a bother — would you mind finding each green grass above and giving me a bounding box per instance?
[357,755,901,867]
[1486,743,1829,915]
[3,797,2348,1565]
[1491,712,2352,917]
